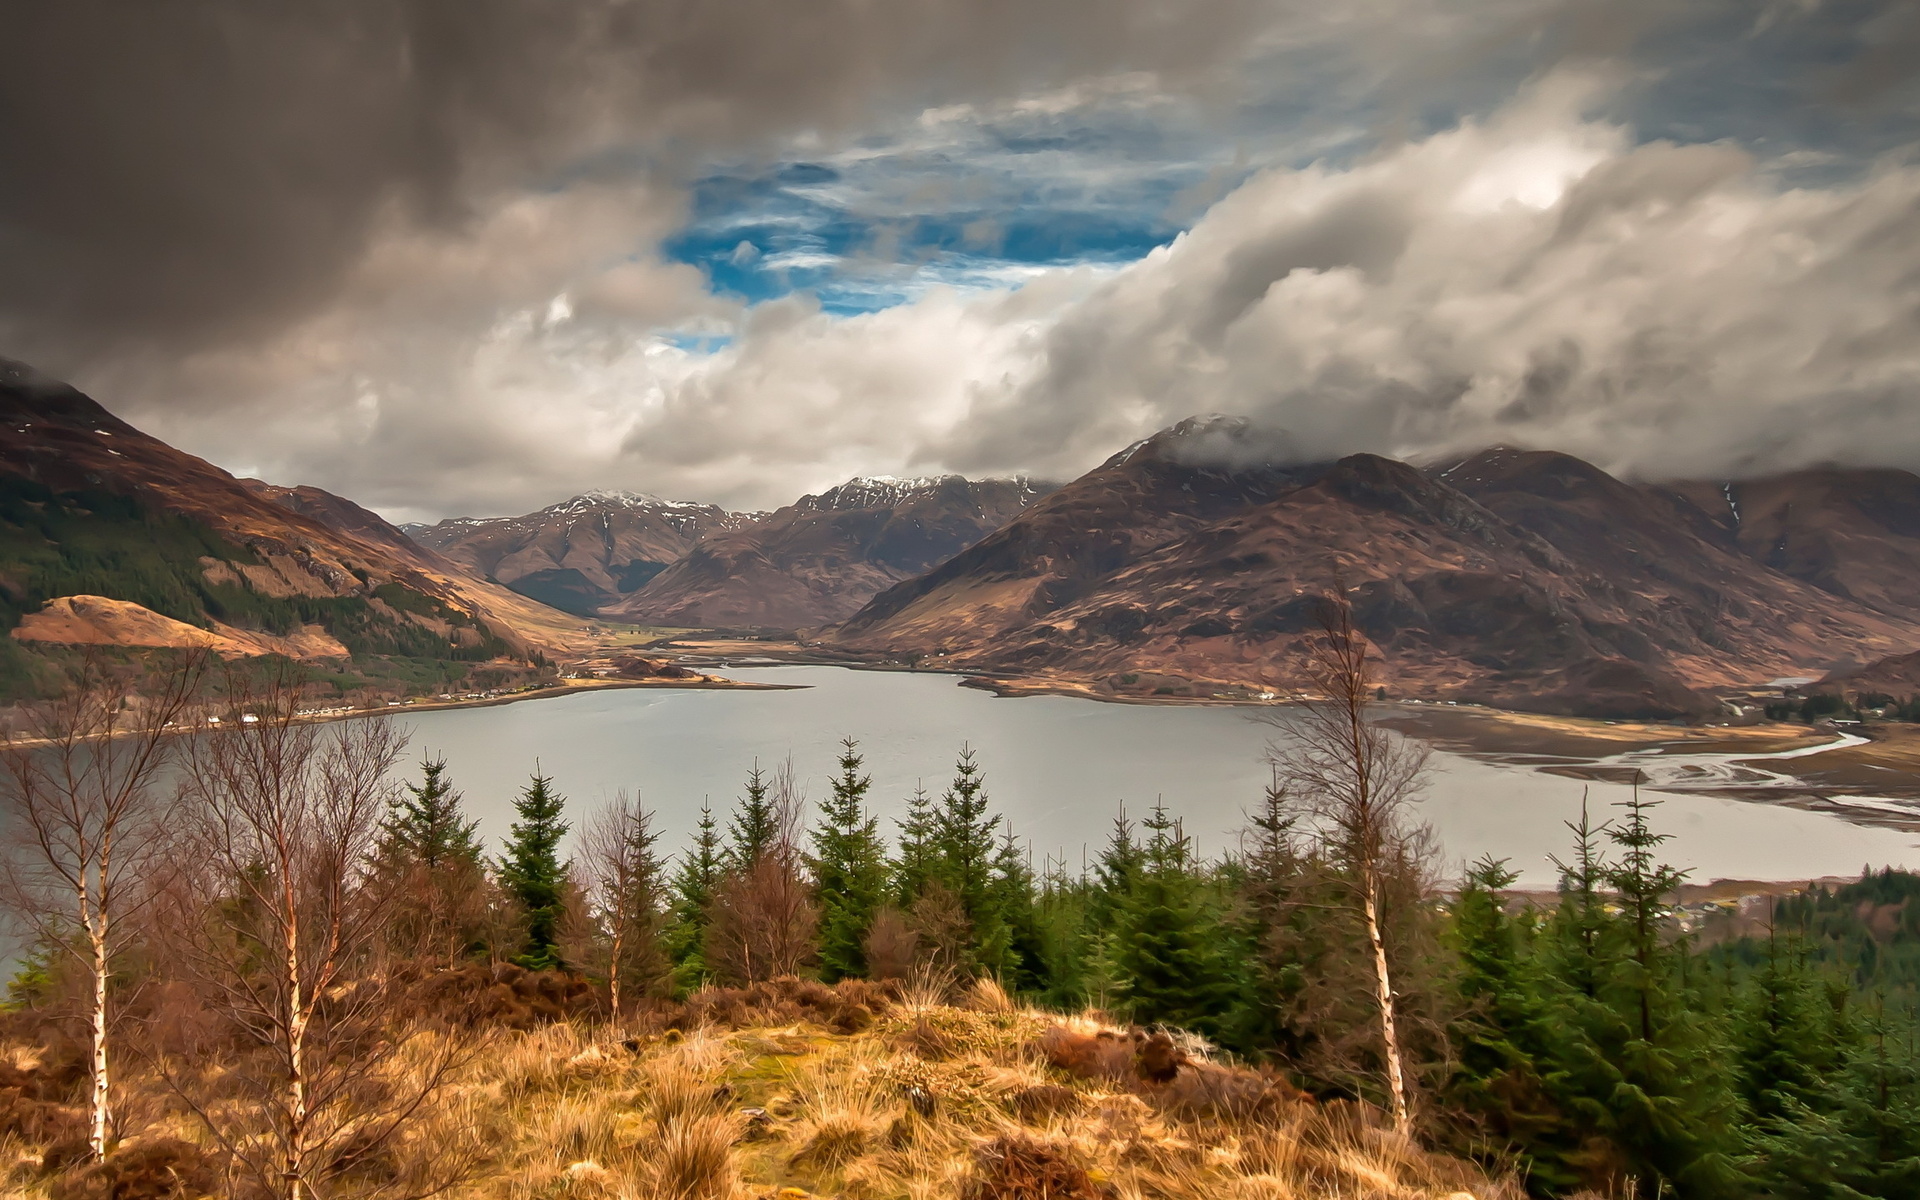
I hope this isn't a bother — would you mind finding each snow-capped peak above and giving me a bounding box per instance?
[801,474,958,511]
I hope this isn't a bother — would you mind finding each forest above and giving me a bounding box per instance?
[4,614,1919,1200]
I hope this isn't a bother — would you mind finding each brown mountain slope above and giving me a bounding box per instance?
[0,358,582,688]
[831,425,1920,718]
[608,474,1056,630]
[409,491,755,617]
[1658,468,1920,622]
[242,478,450,573]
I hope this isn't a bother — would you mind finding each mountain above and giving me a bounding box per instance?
[1657,468,1920,622]
[0,358,578,696]
[605,474,1056,630]
[408,491,755,616]
[830,423,1920,718]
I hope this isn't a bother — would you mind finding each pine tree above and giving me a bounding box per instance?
[1747,1000,1920,1198]
[1087,808,1142,934]
[1112,804,1233,1034]
[892,782,938,907]
[1543,788,1746,1199]
[497,769,570,970]
[1607,788,1692,1044]
[1734,921,1853,1125]
[726,765,777,869]
[666,802,723,992]
[809,739,890,982]
[1441,856,1587,1194]
[991,827,1048,994]
[1546,792,1612,1001]
[378,756,482,870]
[930,745,1007,974]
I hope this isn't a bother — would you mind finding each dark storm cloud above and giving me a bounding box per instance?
[0,0,1269,366]
[1,0,1915,518]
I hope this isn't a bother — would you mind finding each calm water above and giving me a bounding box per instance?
[390,665,1920,889]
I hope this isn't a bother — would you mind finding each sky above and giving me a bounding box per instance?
[2,1,1917,522]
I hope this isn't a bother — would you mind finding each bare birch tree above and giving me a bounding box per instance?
[1268,589,1429,1134]
[153,668,469,1200]
[577,791,669,1020]
[0,650,204,1161]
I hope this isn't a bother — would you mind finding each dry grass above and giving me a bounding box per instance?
[3,990,1533,1200]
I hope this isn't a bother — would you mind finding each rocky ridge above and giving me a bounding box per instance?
[829,420,1920,718]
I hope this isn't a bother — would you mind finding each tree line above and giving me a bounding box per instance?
[5,601,1920,1199]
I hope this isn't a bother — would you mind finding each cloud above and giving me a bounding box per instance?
[0,0,1275,367]
[4,1,1917,519]
[943,71,1920,483]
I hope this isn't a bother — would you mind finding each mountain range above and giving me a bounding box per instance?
[829,419,1920,717]
[602,475,1054,629]
[405,492,755,617]
[7,359,1920,719]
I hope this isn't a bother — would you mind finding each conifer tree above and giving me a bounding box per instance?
[1087,808,1142,933]
[726,765,776,869]
[1442,856,1586,1193]
[892,782,938,907]
[1746,1000,1920,1198]
[931,745,1009,974]
[375,757,490,960]
[1220,772,1313,1055]
[1112,804,1233,1033]
[666,802,723,991]
[378,756,482,870]
[578,795,670,1018]
[497,769,570,970]
[991,827,1048,994]
[1549,790,1745,1199]
[809,739,889,982]
[1734,921,1853,1125]
[1546,793,1612,1001]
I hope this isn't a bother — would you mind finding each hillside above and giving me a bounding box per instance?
[0,358,584,696]
[0,975,1514,1200]
[607,474,1055,630]
[408,492,756,617]
[830,422,1920,718]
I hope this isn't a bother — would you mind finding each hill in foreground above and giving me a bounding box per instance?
[1,975,1509,1200]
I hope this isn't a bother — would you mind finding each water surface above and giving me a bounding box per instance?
[394,666,1920,889]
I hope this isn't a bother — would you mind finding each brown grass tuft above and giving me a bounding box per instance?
[653,1112,740,1200]
[964,1132,1109,1200]
[47,1138,220,1200]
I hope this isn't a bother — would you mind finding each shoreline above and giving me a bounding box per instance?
[655,647,1920,819]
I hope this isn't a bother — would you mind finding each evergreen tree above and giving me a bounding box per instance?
[1747,1001,1920,1198]
[378,757,482,870]
[991,827,1048,994]
[892,782,939,907]
[809,739,890,982]
[497,769,570,970]
[930,745,1009,974]
[1112,804,1234,1034]
[1221,775,1308,1055]
[666,802,724,992]
[726,765,777,869]
[1545,790,1746,1199]
[1734,924,1853,1125]
[1087,808,1143,933]
[1546,793,1612,1001]
[1441,856,1587,1195]
[373,756,491,960]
